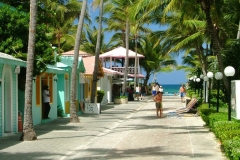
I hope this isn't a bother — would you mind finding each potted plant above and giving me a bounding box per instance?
[114,95,128,104]
[97,90,105,103]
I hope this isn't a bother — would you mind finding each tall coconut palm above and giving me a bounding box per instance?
[40,0,89,53]
[133,0,232,92]
[69,0,87,123]
[91,0,104,103]
[104,0,138,93]
[20,0,38,141]
[138,35,177,85]
[162,10,209,75]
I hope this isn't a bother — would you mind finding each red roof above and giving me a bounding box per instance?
[82,56,104,77]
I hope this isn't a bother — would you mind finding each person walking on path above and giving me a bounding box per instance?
[159,85,164,93]
[179,84,186,103]
[154,91,163,118]
[135,85,140,100]
[140,84,147,100]
[152,84,156,97]
[43,85,51,119]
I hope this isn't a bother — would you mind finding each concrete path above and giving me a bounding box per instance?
[0,96,226,160]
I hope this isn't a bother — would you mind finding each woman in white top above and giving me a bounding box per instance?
[159,86,164,93]
[152,84,156,96]
[135,85,140,101]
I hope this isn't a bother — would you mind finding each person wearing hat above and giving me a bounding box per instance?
[159,85,164,93]
[42,85,51,119]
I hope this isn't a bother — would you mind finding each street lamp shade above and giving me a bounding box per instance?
[224,66,235,77]
[196,78,201,82]
[193,75,197,79]
[203,76,209,81]
[189,77,193,80]
[200,74,204,79]
[207,72,213,78]
[215,72,223,80]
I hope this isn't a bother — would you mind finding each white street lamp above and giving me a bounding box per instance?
[224,66,235,77]
[203,76,209,103]
[215,72,223,112]
[207,72,213,78]
[207,72,213,108]
[224,66,235,121]
[199,74,204,98]
[196,78,201,95]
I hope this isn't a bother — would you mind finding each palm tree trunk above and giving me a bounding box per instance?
[196,44,207,75]
[134,33,138,89]
[201,0,229,93]
[70,0,87,123]
[20,0,38,141]
[91,0,104,103]
[123,19,130,95]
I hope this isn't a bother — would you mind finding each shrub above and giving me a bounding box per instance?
[212,121,240,141]
[57,105,64,117]
[97,90,105,103]
[115,95,128,99]
[208,112,228,128]
[223,137,240,160]
[219,130,240,143]
[198,104,217,125]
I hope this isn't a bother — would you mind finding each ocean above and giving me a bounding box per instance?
[160,84,182,96]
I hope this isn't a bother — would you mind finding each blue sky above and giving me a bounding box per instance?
[88,1,188,84]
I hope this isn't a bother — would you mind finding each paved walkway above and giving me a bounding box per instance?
[0,96,226,160]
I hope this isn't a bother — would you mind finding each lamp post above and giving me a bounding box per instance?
[193,75,197,94]
[200,74,204,99]
[189,77,193,91]
[224,66,235,121]
[207,72,213,108]
[214,72,223,112]
[196,78,201,95]
[203,76,209,103]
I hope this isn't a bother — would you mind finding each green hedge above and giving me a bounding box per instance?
[212,121,240,141]
[223,137,240,160]
[208,112,228,128]
[198,103,240,160]
[198,104,217,125]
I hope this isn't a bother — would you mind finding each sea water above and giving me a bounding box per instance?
[160,84,182,96]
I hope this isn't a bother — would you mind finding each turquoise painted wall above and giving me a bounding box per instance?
[11,67,17,133]
[57,74,65,116]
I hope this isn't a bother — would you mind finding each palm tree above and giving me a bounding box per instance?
[20,0,38,141]
[162,10,209,75]
[69,0,87,123]
[80,25,115,54]
[103,0,138,94]
[91,0,104,103]
[40,0,88,53]
[138,35,177,85]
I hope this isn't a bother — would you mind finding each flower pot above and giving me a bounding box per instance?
[114,98,128,104]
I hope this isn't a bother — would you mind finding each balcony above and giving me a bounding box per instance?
[111,67,139,74]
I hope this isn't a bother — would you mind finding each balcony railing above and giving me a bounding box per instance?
[111,67,138,74]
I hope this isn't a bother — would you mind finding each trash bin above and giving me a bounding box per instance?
[18,111,23,132]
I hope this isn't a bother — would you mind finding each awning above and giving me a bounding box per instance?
[128,73,145,78]
[103,67,123,76]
